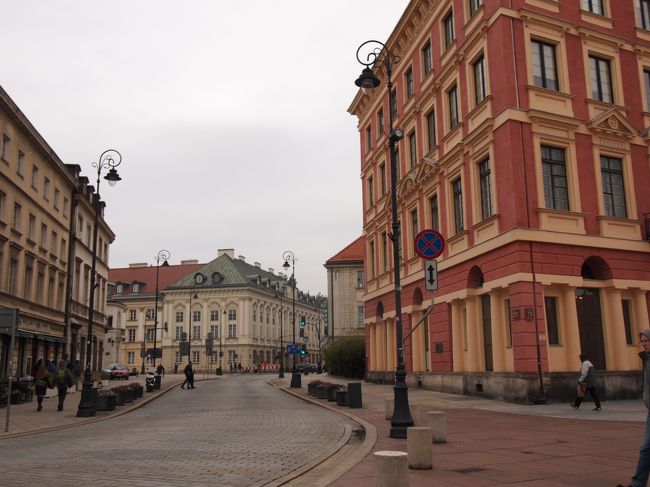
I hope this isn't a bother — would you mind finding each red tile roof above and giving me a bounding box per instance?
[325,236,364,265]
[108,263,203,296]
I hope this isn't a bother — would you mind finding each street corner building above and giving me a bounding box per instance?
[106,249,324,374]
[0,85,115,379]
[349,0,650,403]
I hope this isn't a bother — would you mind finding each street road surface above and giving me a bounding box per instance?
[0,375,355,486]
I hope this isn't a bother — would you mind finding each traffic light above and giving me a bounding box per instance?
[299,328,304,338]
[300,344,306,356]
[300,316,305,328]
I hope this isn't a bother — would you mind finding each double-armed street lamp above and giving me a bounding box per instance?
[354,40,413,438]
[152,249,170,368]
[282,251,300,388]
[77,150,123,418]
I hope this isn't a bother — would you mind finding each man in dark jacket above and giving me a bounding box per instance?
[617,328,650,487]
[571,353,601,410]
[181,361,194,389]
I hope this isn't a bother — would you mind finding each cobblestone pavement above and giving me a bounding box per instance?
[0,375,356,487]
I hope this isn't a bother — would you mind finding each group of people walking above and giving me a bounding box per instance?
[33,358,78,412]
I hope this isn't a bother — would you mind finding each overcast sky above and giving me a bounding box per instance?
[2,1,409,295]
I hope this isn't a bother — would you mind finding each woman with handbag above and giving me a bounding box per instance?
[34,359,49,412]
[571,353,602,411]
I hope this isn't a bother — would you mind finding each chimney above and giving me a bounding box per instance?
[181,259,199,265]
[238,255,246,261]
[129,263,148,268]
[254,262,261,268]
[268,268,274,274]
[218,248,235,258]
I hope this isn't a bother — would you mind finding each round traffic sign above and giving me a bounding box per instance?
[415,229,445,260]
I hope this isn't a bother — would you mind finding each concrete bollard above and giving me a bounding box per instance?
[385,398,394,420]
[373,451,409,487]
[409,404,423,426]
[427,411,447,444]
[407,427,433,470]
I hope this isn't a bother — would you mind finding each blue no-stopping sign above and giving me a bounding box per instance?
[415,229,445,260]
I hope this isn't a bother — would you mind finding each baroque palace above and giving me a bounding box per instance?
[0,85,114,378]
[349,0,650,402]
[106,249,324,373]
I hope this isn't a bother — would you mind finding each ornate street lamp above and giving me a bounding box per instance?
[282,251,300,388]
[77,149,122,418]
[275,283,285,379]
[355,40,413,438]
[152,249,170,368]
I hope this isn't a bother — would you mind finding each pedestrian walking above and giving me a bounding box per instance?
[181,361,194,389]
[46,359,56,375]
[571,353,601,410]
[174,363,178,375]
[617,329,650,487]
[54,360,73,411]
[34,359,49,412]
[157,363,165,377]
[74,360,82,390]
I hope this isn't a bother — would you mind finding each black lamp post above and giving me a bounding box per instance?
[152,249,170,368]
[276,283,285,379]
[355,40,413,438]
[282,251,300,388]
[77,149,122,418]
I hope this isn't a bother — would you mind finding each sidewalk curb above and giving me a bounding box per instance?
[267,379,377,487]
[0,377,218,440]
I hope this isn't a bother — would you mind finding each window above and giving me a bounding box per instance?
[63,197,69,218]
[132,282,140,293]
[382,232,389,273]
[128,352,135,365]
[448,85,459,129]
[24,263,33,299]
[378,108,384,136]
[531,40,558,91]
[622,300,634,345]
[426,109,436,150]
[175,326,184,340]
[589,55,613,103]
[358,305,365,327]
[116,284,124,294]
[210,310,219,321]
[1,133,9,161]
[473,55,487,104]
[211,324,219,339]
[479,159,493,219]
[31,165,39,189]
[452,178,464,234]
[541,146,569,210]
[582,0,604,15]
[369,240,376,278]
[12,202,21,231]
[389,88,397,121]
[228,309,237,321]
[366,124,372,151]
[8,257,18,295]
[544,296,560,345]
[145,329,154,341]
[28,214,35,241]
[129,309,137,321]
[192,325,201,340]
[356,269,364,288]
[228,350,236,363]
[192,351,200,363]
[430,195,439,231]
[411,208,419,249]
[379,163,386,195]
[193,310,201,322]
[128,328,136,342]
[145,308,155,320]
[40,223,47,247]
[645,70,650,110]
[368,176,374,207]
[408,132,417,168]
[17,151,25,177]
[422,40,432,76]
[60,238,66,260]
[443,10,455,49]
[640,0,650,29]
[405,66,414,99]
[50,231,57,254]
[228,323,237,338]
[0,190,5,221]
[43,177,50,201]
[469,0,483,16]
[54,188,60,210]
[601,155,627,218]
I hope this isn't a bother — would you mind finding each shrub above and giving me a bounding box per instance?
[323,336,365,379]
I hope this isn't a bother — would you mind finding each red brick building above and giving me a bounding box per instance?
[349,0,650,402]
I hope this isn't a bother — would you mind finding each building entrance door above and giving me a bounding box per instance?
[575,287,606,370]
[481,294,493,371]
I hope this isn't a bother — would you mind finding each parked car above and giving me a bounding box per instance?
[296,363,318,374]
[109,364,130,380]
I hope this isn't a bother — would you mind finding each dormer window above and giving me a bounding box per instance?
[116,284,124,294]
[132,282,140,293]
